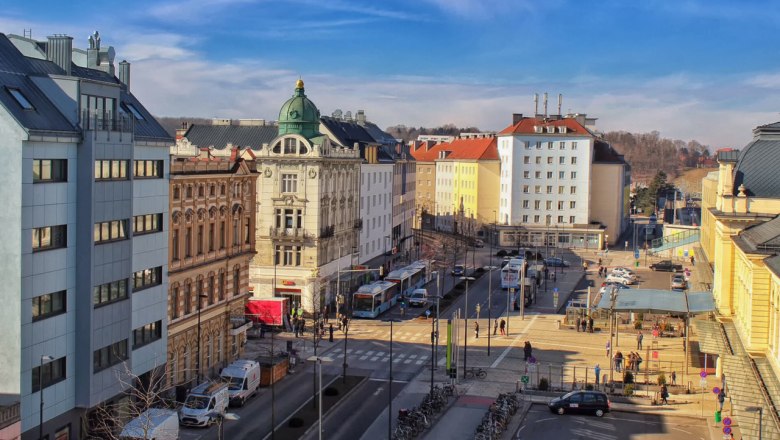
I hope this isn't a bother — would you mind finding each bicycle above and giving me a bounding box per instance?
[464,367,487,379]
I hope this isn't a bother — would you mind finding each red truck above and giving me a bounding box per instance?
[245,298,289,327]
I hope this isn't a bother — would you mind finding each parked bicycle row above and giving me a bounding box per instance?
[393,383,456,439]
[474,392,521,440]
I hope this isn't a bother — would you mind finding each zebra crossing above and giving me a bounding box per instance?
[350,328,434,342]
[329,347,430,365]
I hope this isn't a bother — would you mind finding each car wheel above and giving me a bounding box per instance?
[557,407,565,415]
[595,409,604,417]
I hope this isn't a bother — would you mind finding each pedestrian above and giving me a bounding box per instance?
[329,323,334,342]
[634,353,642,372]
[581,318,587,333]
[337,314,343,331]
[474,321,480,339]
[576,317,581,332]
[524,341,533,360]
[690,255,695,266]
[594,364,601,386]
[588,317,594,333]
[493,320,498,336]
[614,351,623,372]
[499,319,506,336]
[637,331,643,350]
[661,384,669,405]
[342,315,349,333]
[718,388,726,412]
[671,371,677,385]
[598,257,603,267]
[606,340,611,358]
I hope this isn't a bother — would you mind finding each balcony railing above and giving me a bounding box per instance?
[269,227,311,240]
[320,225,335,239]
[81,110,133,133]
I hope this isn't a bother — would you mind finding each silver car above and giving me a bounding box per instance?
[671,275,687,290]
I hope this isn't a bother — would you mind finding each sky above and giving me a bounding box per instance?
[3,0,780,148]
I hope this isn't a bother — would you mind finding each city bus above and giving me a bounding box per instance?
[500,258,525,290]
[351,281,400,318]
[385,261,429,297]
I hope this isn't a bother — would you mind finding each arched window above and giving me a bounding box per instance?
[233,266,241,296]
[171,284,180,319]
[184,282,192,315]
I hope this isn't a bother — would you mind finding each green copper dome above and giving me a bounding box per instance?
[278,79,321,139]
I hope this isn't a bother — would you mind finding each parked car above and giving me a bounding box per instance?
[609,268,636,283]
[650,260,683,272]
[548,390,611,417]
[120,408,179,440]
[409,288,429,307]
[179,382,229,427]
[606,273,635,285]
[544,257,570,267]
[671,275,687,290]
[473,239,484,248]
[451,265,465,276]
[220,359,261,407]
[599,282,628,296]
[610,267,636,278]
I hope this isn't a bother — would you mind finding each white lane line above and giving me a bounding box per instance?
[359,355,368,360]
[491,315,539,369]
[371,357,380,361]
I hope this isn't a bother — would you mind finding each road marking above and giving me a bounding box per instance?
[365,350,375,356]
[415,360,423,365]
[409,354,417,359]
[371,357,380,361]
[360,355,368,360]
[491,315,539,369]
[404,359,412,364]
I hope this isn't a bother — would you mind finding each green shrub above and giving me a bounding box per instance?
[623,371,634,384]
[538,377,549,391]
[624,384,635,396]
[585,384,594,391]
[657,372,667,386]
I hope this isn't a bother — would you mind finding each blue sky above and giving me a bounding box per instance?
[3,0,780,147]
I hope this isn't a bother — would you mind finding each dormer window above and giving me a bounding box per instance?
[546,126,555,133]
[558,126,567,133]
[123,103,145,121]
[7,88,33,110]
[534,126,543,133]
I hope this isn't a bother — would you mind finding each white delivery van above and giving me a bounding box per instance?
[119,408,179,440]
[220,359,261,407]
[179,382,229,427]
[409,289,428,307]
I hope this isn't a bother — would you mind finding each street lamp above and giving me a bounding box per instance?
[745,406,763,440]
[307,356,334,440]
[39,355,53,440]
[208,411,239,440]
[382,318,401,440]
[426,290,442,395]
[460,276,475,379]
[429,271,442,367]
[605,234,609,253]
[196,292,209,383]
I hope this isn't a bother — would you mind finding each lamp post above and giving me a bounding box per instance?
[427,290,442,395]
[38,355,53,440]
[608,286,618,387]
[342,311,349,384]
[382,318,401,440]
[460,276,475,379]
[605,234,609,253]
[745,406,763,440]
[307,356,333,440]
[196,292,209,383]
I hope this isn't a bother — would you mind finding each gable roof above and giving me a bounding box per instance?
[439,137,498,160]
[183,124,279,150]
[410,141,449,162]
[498,117,593,136]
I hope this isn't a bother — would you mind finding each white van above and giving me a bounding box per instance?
[179,382,229,427]
[220,359,261,407]
[120,408,179,440]
[409,289,428,307]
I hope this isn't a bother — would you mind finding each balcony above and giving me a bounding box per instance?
[81,110,133,133]
[354,219,363,230]
[269,227,311,240]
[320,225,335,239]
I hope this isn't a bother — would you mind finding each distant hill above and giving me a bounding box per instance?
[384,124,481,142]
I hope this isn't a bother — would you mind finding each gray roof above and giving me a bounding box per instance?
[732,139,780,197]
[733,215,780,254]
[320,116,395,162]
[595,289,715,313]
[765,255,780,277]
[184,124,279,150]
[118,89,172,141]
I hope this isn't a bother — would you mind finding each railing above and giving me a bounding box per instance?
[651,229,700,251]
[0,402,19,430]
[269,227,311,240]
[320,225,335,238]
[81,110,133,133]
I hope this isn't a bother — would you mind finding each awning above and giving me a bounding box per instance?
[692,320,730,355]
[595,289,715,314]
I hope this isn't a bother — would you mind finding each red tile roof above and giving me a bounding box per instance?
[409,141,450,162]
[499,117,590,136]
[411,137,498,162]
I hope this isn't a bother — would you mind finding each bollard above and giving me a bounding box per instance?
[556,320,561,329]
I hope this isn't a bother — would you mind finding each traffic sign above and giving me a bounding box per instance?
[723,417,732,426]
[700,370,708,378]
[723,426,731,435]
[634,249,640,259]
[521,375,530,383]
[713,387,721,394]
[425,310,431,317]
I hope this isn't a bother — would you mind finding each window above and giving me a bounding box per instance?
[93,340,128,372]
[535,171,542,179]
[534,185,541,194]
[219,221,226,249]
[133,214,162,235]
[570,201,576,209]
[522,215,528,222]
[33,159,67,183]
[559,156,565,165]
[571,157,577,165]
[535,142,541,149]
[535,157,541,164]
[571,171,577,179]
[534,200,540,210]
[276,209,303,229]
[533,215,540,223]
[547,157,553,165]
[558,186,564,194]
[32,225,67,252]
[281,174,297,193]
[559,142,566,150]
[133,321,162,349]
[546,185,553,194]
[7,87,33,110]
[522,185,529,194]
[210,185,216,196]
[233,267,240,296]
[123,103,145,121]
[32,290,66,321]
[208,224,215,252]
[208,275,215,305]
[571,186,577,194]
[284,138,297,154]
[244,217,251,244]
[523,171,530,179]
[94,160,128,180]
[571,142,578,150]
[233,219,239,246]
[172,230,179,260]
[185,227,192,257]
[522,200,529,208]
[569,216,576,223]
[171,286,179,318]
[133,160,163,178]
[559,171,565,179]
[218,272,225,300]
[184,283,192,314]
[547,142,554,149]
[275,245,302,266]
[133,267,162,291]
[558,216,564,223]
[523,156,530,164]
[199,185,205,197]
[558,201,564,210]
[93,220,128,244]
[186,186,193,198]
[197,225,203,254]
[31,357,66,392]
[93,279,128,307]
[546,201,552,210]
[547,172,553,179]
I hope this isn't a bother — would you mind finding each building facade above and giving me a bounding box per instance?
[0,32,172,439]
[410,140,446,230]
[166,147,257,390]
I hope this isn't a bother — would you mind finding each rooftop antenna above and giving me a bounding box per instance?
[534,93,539,115]
[543,92,548,117]
[558,94,562,115]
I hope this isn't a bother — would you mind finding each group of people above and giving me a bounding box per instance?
[492,319,507,336]
[612,351,643,373]
[597,266,610,277]
[576,316,594,333]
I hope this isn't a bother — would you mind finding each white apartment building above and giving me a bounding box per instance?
[0,32,171,439]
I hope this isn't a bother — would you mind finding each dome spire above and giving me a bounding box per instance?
[296,78,304,89]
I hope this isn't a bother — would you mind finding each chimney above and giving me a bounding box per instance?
[46,35,73,75]
[118,60,130,90]
[543,92,548,117]
[175,122,190,140]
[512,113,523,125]
[356,110,367,125]
[534,93,539,116]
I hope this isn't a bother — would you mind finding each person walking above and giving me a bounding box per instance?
[606,340,611,358]
[499,319,506,336]
[690,255,695,266]
[576,317,581,332]
[581,318,587,333]
[524,341,533,361]
[594,364,601,387]
[493,320,498,336]
[342,315,349,334]
[660,384,669,405]
[588,317,594,333]
[718,388,726,412]
[329,323,334,342]
[637,331,644,350]
[474,321,480,339]
[671,371,677,385]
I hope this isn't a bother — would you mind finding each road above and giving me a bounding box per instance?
[517,403,709,439]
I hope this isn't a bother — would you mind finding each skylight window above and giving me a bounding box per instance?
[7,88,33,110]
[124,103,145,121]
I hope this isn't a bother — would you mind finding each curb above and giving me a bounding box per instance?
[300,375,370,439]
